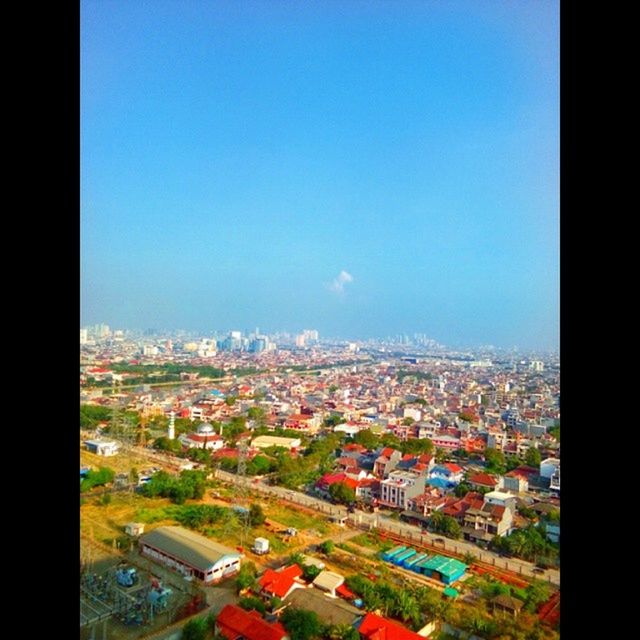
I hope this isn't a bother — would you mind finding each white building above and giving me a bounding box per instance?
[179,423,224,450]
[84,439,119,456]
[379,471,426,509]
[250,435,301,450]
[139,526,241,584]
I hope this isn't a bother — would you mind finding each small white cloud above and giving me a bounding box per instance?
[328,270,354,294]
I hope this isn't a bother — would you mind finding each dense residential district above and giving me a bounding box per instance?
[80,327,560,640]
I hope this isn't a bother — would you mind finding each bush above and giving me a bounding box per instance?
[239,596,266,615]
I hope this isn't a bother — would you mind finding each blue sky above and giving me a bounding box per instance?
[81,0,559,350]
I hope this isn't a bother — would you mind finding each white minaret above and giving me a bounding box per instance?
[168,411,175,440]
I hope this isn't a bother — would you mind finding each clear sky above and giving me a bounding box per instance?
[81,0,559,350]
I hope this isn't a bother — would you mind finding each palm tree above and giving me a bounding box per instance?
[392,591,420,627]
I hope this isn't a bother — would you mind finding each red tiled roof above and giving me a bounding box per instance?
[358,612,424,640]
[469,472,498,487]
[217,605,287,640]
[443,463,463,473]
[185,433,223,443]
[258,564,303,598]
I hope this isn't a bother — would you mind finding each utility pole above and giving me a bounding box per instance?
[236,436,252,548]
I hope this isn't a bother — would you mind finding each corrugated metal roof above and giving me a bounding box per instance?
[140,526,240,572]
[312,570,345,592]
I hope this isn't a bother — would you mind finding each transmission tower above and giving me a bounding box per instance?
[236,436,252,548]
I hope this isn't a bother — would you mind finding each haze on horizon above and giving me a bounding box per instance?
[81,0,559,352]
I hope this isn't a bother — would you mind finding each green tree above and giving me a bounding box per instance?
[302,564,322,582]
[324,414,346,428]
[247,406,265,420]
[239,596,267,615]
[319,540,335,555]
[236,562,257,593]
[327,624,359,640]
[484,448,507,474]
[392,590,421,627]
[525,446,542,468]
[280,608,324,640]
[400,438,434,456]
[454,482,472,498]
[80,467,116,492]
[328,481,356,505]
[181,616,209,640]
[353,429,380,450]
[249,503,266,527]
[270,596,283,612]
[402,417,415,426]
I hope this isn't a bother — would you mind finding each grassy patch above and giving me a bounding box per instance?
[265,504,330,534]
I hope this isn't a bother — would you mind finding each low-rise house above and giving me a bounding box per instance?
[84,439,119,456]
[312,570,345,597]
[315,473,359,499]
[503,470,529,494]
[257,564,304,600]
[284,588,361,627]
[462,500,513,544]
[374,448,402,478]
[468,472,501,492]
[407,491,447,517]
[216,604,289,640]
[356,612,426,640]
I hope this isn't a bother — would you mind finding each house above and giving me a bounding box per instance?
[355,478,380,503]
[442,492,485,524]
[468,472,500,492]
[428,463,464,489]
[379,471,426,509]
[407,491,447,517]
[315,473,359,499]
[312,570,345,597]
[257,564,304,600]
[125,522,145,537]
[374,448,403,478]
[215,604,288,640]
[431,434,461,450]
[356,612,426,640]
[284,588,361,627]
[84,439,119,456]
[503,470,529,494]
[462,500,514,543]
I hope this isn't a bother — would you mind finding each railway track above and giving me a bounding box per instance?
[538,589,560,626]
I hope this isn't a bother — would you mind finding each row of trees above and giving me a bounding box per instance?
[141,470,207,504]
[352,428,434,456]
[490,524,559,564]
[80,466,115,492]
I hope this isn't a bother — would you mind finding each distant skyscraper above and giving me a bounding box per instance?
[80,328,88,344]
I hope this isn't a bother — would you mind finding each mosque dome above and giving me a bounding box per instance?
[197,422,215,434]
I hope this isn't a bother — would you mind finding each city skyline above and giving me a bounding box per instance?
[81,1,559,351]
